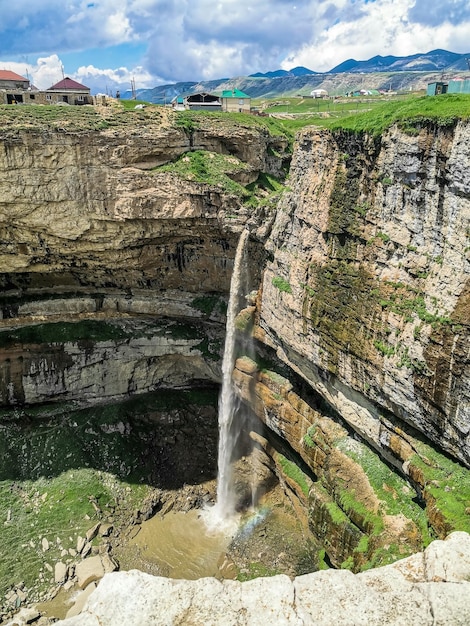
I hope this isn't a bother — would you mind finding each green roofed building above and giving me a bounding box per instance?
[220,89,251,113]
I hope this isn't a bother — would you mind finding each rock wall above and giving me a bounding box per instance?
[0,111,282,405]
[257,122,469,467]
[232,120,470,567]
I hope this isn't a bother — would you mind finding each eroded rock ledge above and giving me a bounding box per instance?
[53,532,470,626]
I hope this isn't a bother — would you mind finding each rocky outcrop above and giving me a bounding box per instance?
[0,109,283,291]
[0,317,222,405]
[55,532,470,626]
[233,356,425,568]
[230,121,469,568]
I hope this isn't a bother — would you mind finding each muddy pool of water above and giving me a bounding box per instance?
[117,508,236,579]
[114,483,316,583]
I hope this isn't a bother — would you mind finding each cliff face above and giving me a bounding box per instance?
[0,108,468,572]
[0,110,285,405]
[258,122,469,467]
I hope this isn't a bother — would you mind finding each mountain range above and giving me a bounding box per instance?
[125,49,470,104]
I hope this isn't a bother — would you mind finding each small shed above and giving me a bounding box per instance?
[311,89,328,99]
[448,79,470,94]
[220,89,251,113]
[426,82,448,96]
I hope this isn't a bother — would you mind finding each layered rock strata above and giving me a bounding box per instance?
[258,122,469,468]
[0,109,284,405]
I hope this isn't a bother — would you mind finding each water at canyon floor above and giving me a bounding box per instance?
[114,479,316,584]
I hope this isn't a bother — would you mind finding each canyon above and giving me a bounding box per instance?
[0,103,469,623]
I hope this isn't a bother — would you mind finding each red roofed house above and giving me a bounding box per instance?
[0,71,93,106]
[43,77,92,105]
[0,70,33,104]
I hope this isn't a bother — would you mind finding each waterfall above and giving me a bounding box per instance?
[214,229,249,520]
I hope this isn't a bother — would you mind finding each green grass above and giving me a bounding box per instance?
[119,99,155,110]
[374,339,396,357]
[252,93,470,136]
[326,93,470,135]
[0,319,132,348]
[158,150,252,197]
[237,562,280,581]
[245,172,285,208]
[0,388,218,602]
[377,287,452,327]
[272,275,292,294]
[0,104,106,133]
[191,294,225,316]
[0,468,148,601]
[277,454,310,497]
[411,440,470,533]
[2,94,469,143]
[0,319,221,364]
[325,499,349,525]
[336,438,432,544]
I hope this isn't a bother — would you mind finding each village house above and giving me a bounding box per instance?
[0,71,92,105]
[172,89,252,113]
[173,92,222,111]
[38,77,92,105]
[0,69,37,104]
[220,89,251,113]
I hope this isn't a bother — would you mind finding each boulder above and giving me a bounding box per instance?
[54,562,67,584]
[74,556,105,590]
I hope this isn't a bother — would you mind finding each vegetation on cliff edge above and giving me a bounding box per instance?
[325,93,470,135]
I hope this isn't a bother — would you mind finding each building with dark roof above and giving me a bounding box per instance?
[44,77,92,105]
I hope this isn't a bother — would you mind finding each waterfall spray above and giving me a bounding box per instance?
[214,229,249,520]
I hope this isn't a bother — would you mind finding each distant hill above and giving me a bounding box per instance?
[124,49,470,104]
[250,66,317,78]
[330,49,469,73]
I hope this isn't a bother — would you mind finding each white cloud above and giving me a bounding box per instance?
[1,0,470,91]
[0,55,63,90]
[74,63,158,94]
[281,0,470,72]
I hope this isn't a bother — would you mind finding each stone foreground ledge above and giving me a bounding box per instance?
[58,532,470,626]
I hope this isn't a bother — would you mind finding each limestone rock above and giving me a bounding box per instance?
[74,556,105,590]
[65,583,97,619]
[259,123,470,467]
[56,532,470,626]
[4,607,41,625]
[54,562,67,584]
[75,537,86,554]
[85,523,101,543]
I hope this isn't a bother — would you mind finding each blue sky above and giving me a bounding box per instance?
[0,0,469,94]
